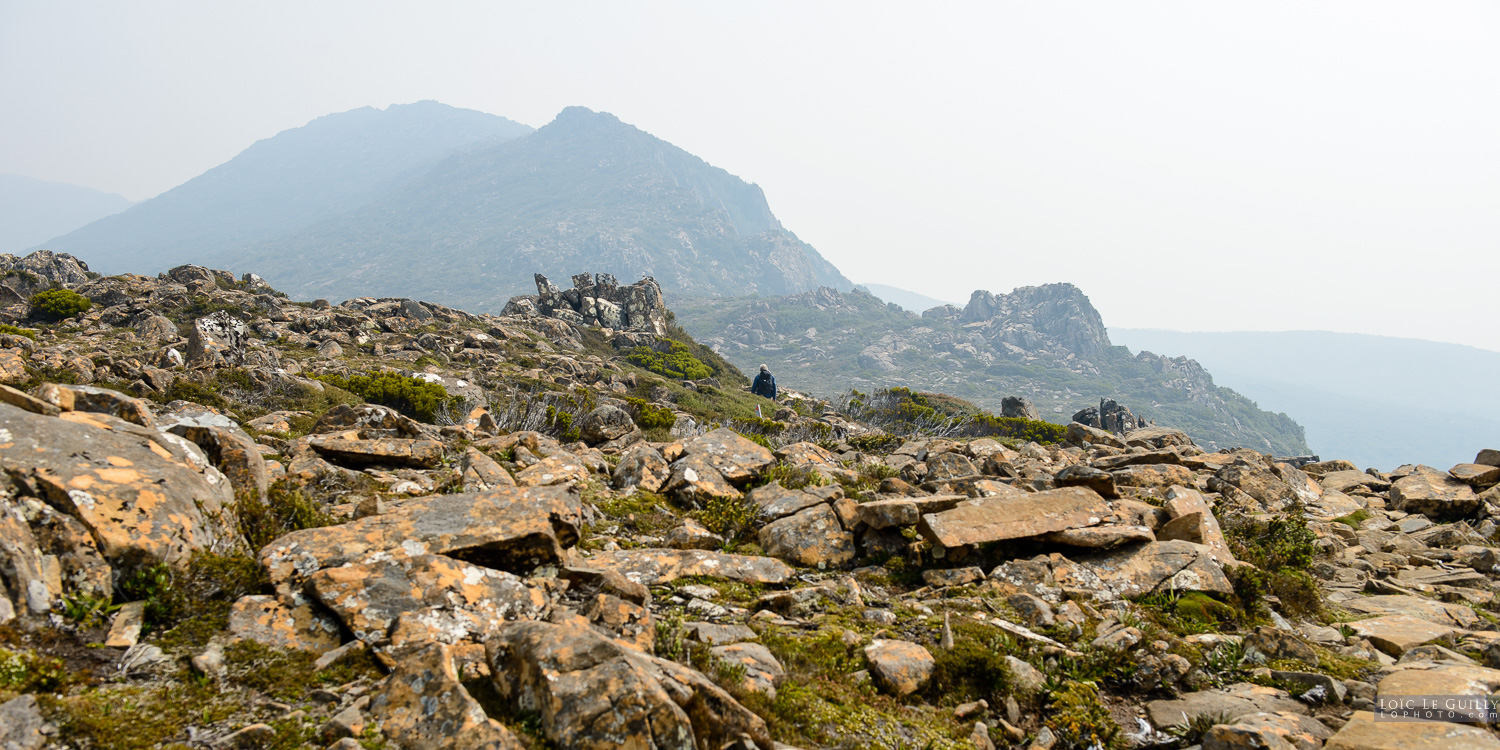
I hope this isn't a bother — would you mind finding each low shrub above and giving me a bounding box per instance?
[626,342,714,380]
[317,370,458,422]
[624,396,677,430]
[1046,681,1123,750]
[28,288,92,321]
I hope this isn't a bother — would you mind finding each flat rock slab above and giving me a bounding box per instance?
[1377,663,1500,703]
[1147,683,1308,729]
[308,553,549,643]
[1343,595,1480,629]
[585,548,794,585]
[1347,614,1465,656]
[1325,710,1500,750]
[1069,540,1234,600]
[856,495,969,529]
[308,436,443,468]
[260,485,583,587]
[918,487,1109,548]
[0,402,236,567]
[1204,711,1332,750]
[748,482,827,523]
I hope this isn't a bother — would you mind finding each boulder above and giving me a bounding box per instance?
[308,553,550,643]
[1477,449,1500,468]
[584,549,793,585]
[1066,421,1126,449]
[0,403,236,569]
[612,444,669,492]
[1390,470,1478,520]
[486,620,771,750]
[1159,485,1236,564]
[369,642,525,750]
[1451,463,1500,487]
[313,403,426,438]
[1054,464,1118,498]
[186,310,248,368]
[863,639,935,696]
[1342,594,1480,629]
[578,405,636,446]
[918,487,1111,549]
[0,350,25,385]
[1001,396,1041,421]
[260,486,583,587]
[1110,463,1195,491]
[665,453,742,504]
[1124,426,1195,449]
[1068,540,1234,600]
[680,428,774,484]
[514,452,591,488]
[462,446,516,491]
[757,504,855,569]
[1212,464,1300,511]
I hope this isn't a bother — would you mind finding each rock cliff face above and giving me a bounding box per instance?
[677,284,1308,454]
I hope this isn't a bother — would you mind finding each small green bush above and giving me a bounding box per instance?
[317,370,458,422]
[28,288,92,321]
[624,396,677,430]
[627,342,714,380]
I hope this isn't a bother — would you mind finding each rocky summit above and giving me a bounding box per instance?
[1,249,1499,750]
[676,284,1309,455]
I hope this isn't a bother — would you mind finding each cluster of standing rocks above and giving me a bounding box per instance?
[1,251,1499,750]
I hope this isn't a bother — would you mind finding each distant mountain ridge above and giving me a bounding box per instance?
[38,101,533,273]
[38,103,851,309]
[243,107,851,307]
[676,284,1308,454]
[1109,328,1500,470]
[0,175,132,254]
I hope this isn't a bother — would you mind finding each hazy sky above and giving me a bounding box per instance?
[3,2,1497,351]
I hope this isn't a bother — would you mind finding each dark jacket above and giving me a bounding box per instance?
[751,371,777,400]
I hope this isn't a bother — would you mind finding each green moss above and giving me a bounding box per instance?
[1046,681,1124,750]
[44,677,237,750]
[1332,509,1373,528]
[926,620,1013,704]
[0,323,36,340]
[0,647,74,693]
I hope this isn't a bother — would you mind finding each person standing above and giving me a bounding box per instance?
[751,364,777,400]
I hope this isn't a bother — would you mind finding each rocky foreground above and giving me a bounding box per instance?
[1,251,1500,750]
